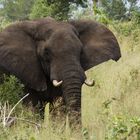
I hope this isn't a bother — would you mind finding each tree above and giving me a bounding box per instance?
[127,0,139,15]
[30,0,88,20]
[0,0,34,21]
[0,0,88,21]
[100,0,127,20]
[93,0,99,15]
[127,0,138,11]
[30,0,69,20]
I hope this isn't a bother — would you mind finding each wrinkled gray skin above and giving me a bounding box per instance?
[0,17,121,132]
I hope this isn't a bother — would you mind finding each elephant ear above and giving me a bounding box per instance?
[0,25,47,91]
[69,20,121,71]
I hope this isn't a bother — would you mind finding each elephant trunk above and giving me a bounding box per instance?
[62,68,85,131]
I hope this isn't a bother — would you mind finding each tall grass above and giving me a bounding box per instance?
[0,22,140,140]
[82,23,140,139]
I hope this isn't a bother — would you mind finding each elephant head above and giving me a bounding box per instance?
[0,17,121,130]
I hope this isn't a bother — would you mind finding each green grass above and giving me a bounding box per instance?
[0,23,140,140]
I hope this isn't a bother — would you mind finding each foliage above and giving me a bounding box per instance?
[0,0,140,22]
[131,9,140,24]
[100,0,127,20]
[71,0,140,24]
[69,4,110,25]
[94,8,110,25]
[29,0,69,20]
[105,116,140,140]
[0,18,12,31]
[0,0,88,21]
[111,20,140,38]
[0,75,24,105]
[127,0,139,15]
[30,0,88,20]
[0,0,34,21]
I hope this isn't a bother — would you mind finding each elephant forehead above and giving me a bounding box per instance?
[49,25,79,42]
[37,22,74,40]
[48,31,82,50]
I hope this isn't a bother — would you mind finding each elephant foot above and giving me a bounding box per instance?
[49,96,66,133]
[22,92,45,119]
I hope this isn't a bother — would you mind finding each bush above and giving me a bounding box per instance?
[94,8,110,25]
[29,0,69,20]
[0,75,24,105]
[131,10,140,24]
[0,18,11,31]
[112,21,140,37]
[106,116,140,140]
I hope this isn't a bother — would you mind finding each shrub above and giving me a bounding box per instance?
[0,75,24,105]
[112,20,140,37]
[131,10,140,24]
[106,116,140,140]
[94,8,110,25]
[0,18,11,31]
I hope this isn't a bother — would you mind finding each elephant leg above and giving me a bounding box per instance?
[38,100,46,119]
[49,96,66,133]
[0,72,4,84]
[23,92,45,119]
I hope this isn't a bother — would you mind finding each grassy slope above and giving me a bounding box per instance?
[0,23,140,140]
[82,23,140,139]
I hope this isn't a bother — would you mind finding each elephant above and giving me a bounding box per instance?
[0,17,121,132]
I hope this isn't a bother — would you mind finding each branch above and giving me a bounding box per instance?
[5,93,29,126]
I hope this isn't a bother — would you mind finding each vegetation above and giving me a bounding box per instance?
[83,22,140,139]
[0,0,140,139]
[0,0,88,21]
[0,0,34,21]
[0,75,24,105]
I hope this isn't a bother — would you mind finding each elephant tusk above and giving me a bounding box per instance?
[53,80,63,87]
[84,79,95,87]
